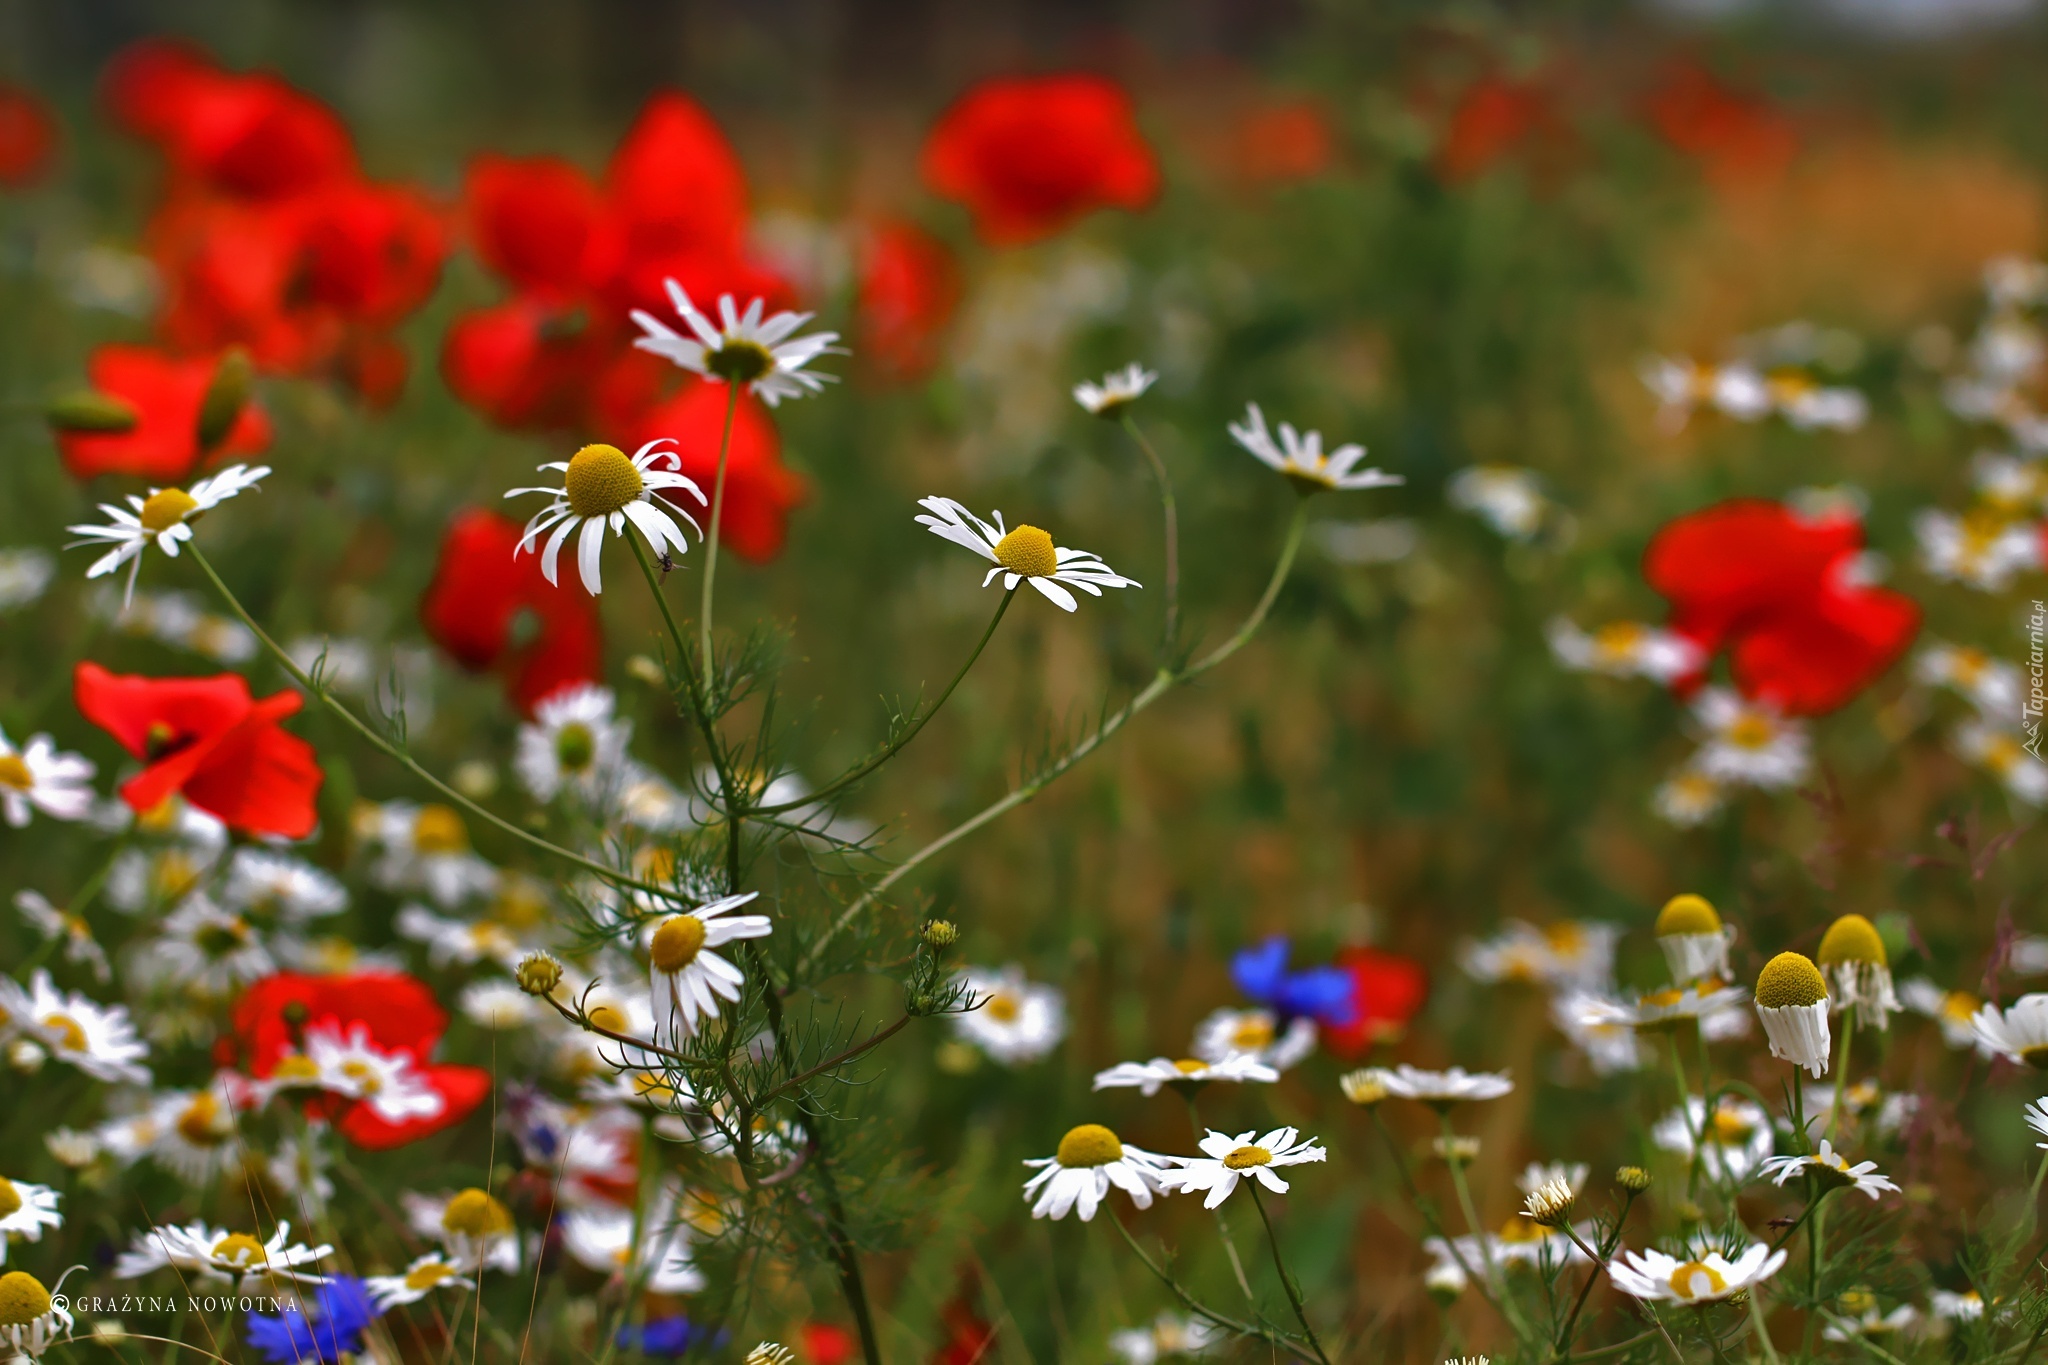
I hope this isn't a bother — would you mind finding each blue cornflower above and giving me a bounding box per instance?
[1231,937,1358,1026]
[616,1314,727,1357]
[244,1276,377,1365]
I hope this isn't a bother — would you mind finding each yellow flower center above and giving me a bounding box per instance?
[1543,923,1586,953]
[138,796,182,832]
[1726,714,1777,750]
[587,1004,628,1033]
[404,1261,456,1291]
[271,1054,321,1085]
[211,1233,268,1267]
[441,1188,513,1239]
[707,339,777,384]
[490,882,549,930]
[0,1178,18,1219]
[1767,369,1816,400]
[554,722,596,772]
[1755,952,1828,1009]
[41,1013,86,1052]
[340,1059,383,1095]
[1669,1261,1728,1300]
[1498,1216,1544,1244]
[1230,1017,1275,1050]
[412,804,469,856]
[176,1094,227,1146]
[140,487,199,534]
[650,915,709,974]
[1172,1059,1209,1074]
[153,851,201,902]
[1593,622,1646,661]
[1223,1145,1274,1170]
[1942,991,1981,1024]
[195,918,251,957]
[1982,734,2024,775]
[1656,893,1721,937]
[1056,1124,1124,1168]
[984,992,1021,1023]
[0,754,31,791]
[0,1271,52,1326]
[992,525,1058,579]
[1709,1110,1756,1143]
[1817,914,1887,968]
[1951,648,1989,684]
[564,443,645,519]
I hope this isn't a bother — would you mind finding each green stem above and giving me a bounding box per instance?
[1180,1089,1256,1303]
[1366,1111,1508,1323]
[1748,1280,1782,1365]
[1120,412,1179,651]
[2028,1147,2048,1240]
[187,544,684,905]
[698,382,741,677]
[1555,1197,1635,1361]
[1106,1211,1321,1363]
[1246,1182,1331,1365]
[1828,1013,1855,1144]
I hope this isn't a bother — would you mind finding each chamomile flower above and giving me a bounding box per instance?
[0,1178,62,1263]
[1972,994,2048,1068]
[1824,1303,1921,1342]
[1759,1140,1900,1200]
[1653,766,1726,828]
[1627,981,1749,1033]
[0,547,53,611]
[1228,403,1401,495]
[1900,979,1991,1052]
[1916,508,2043,592]
[514,683,631,804]
[1379,1064,1514,1107]
[142,896,274,996]
[460,980,541,1029]
[115,1220,333,1292]
[1916,642,2024,717]
[1651,1095,1776,1183]
[507,440,706,597]
[66,463,270,605]
[915,496,1139,611]
[1092,1054,1279,1095]
[395,904,526,970]
[558,1185,703,1292]
[1552,992,1641,1075]
[1022,1124,1172,1220]
[1459,920,1619,990]
[0,728,94,827]
[1547,619,1702,683]
[362,802,497,907]
[13,891,110,983]
[222,849,347,930]
[1447,466,1548,540]
[1816,914,1900,1027]
[1930,1289,1988,1323]
[1109,1314,1222,1363]
[1074,363,1156,417]
[1158,1127,1327,1208]
[630,284,840,405]
[24,970,149,1084]
[954,966,1067,1065]
[403,1188,520,1273]
[1654,894,1734,984]
[646,893,773,1044]
[0,1270,72,1362]
[1692,689,1810,789]
[143,1087,242,1185]
[1609,1244,1787,1305]
[1189,1007,1316,1071]
[366,1252,475,1311]
[1754,952,1833,1077]
[287,1021,449,1125]
[1952,721,2048,806]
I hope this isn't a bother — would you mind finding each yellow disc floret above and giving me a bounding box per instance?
[1656,894,1721,938]
[139,487,199,534]
[563,443,644,519]
[650,915,709,974]
[411,804,469,855]
[0,754,31,791]
[1223,1145,1274,1170]
[441,1188,513,1238]
[1756,952,1828,1009]
[211,1233,268,1267]
[0,1271,52,1326]
[1055,1123,1124,1168]
[993,525,1058,579]
[1668,1261,1727,1301]
[405,1260,457,1291]
[0,1178,18,1219]
[1816,914,1887,968]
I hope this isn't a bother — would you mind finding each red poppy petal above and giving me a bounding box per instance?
[180,708,322,838]
[338,1065,491,1149]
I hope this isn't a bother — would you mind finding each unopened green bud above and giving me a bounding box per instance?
[46,390,139,435]
[195,348,253,451]
[922,919,959,948]
[515,951,563,997]
[1615,1165,1652,1193]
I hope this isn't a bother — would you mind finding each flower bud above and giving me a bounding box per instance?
[195,347,253,452]
[922,919,960,948]
[46,389,139,434]
[1340,1068,1391,1106]
[515,951,564,997]
[1615,1165,1653,1193]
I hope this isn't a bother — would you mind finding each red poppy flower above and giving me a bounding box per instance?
[856,219,960,381]
[921,73,1160,246]
[420,508,606,715]
[930,1293,995,1365]
[1319,948,1429,1059]
[599,91,754,313]
[464,153,611,300]
[74,663,322,838]
[1643,61,1796,193]
[233,972,491,1150]
[802,1324,858,1365]
[0,83,58,189]
[1228,100,1335,186]
[616,379,805,564]
[53,344,269,482]
[1644,498,1920,716]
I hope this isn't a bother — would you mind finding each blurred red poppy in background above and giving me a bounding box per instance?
[53,344,271,481]
[74,662,323,838]
[1227,99,1336,186]
[0,82,58,189]
[1643,59,1798,192]
[921,73,1161,246]
[801,1323,857,1365]
[1320,947,1430,1058]
[1645,498,1920,715]
[616,379,806,564]
[1435,73,1573,184]
[856,219,961,381]
[420,508,606,715]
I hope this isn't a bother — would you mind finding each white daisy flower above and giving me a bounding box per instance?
[221,849,346,930]
[276,1021,448,1126]
[630,283,840,406]
[1228,403,1401,495]
[1754,952,1832,1078]
[954,965,1067,1066]
[1640,357,1773,429]
[1758,1140,1899,1200]
[139,896,274,997]
[1824,1304,1921,1342]
[1816,914,1900,1028]
[1189,1007,1316,1071]
[1900,979,1991,1052]
[23,970,149,1084]
[2015,935,2048,975]
[1953,721,2048,805]
[1091,1054,1279,1095]
[1447,466,1547,540]
[915,496,1139,612]
[1552,992,1640,1075]
[647,892,773,1044]
[1609,1244,1787,1305]
[1022,1123,1172,1221]
[1930,1289,1988,1322]
[1765,371,1868,431]
[460,980,541,1030]
[65,463,269,605]
[1458,920,1619,990]
[13,891,110,984]
[362,801,498,908]
[1547,618,1702,684]
[1692,688,1810,789]
[507,440,706,597]
[1653,766,1726,828]
[1986,255,2048,309]
[1651,1095,1775,1183]
[114,1220,332,1292]
[1074,363,1157,417]
[366,1251,475,1311]
[0,547,54,612]
[1379,1064,1514,1106]
[1516,1162,1589,1200]
[1108,1312,1222,1364]
[1157,1126,1327,1209]
[1972,993,2048,1068]
[515,683,632,804]
[1491,1216,1595,1267]
[0,1177,62,1263]
[0,1269,72,1362]
[0,728,94,827]
[395,904,526,970]
[1916,642,2024,718]
[558,1184,703,1292]
[1627,981,1750,1033]
[1654,894,1734,984]
[141,1086,243,1185]
[1914,508,2041,592]
[403,1188,520,1274]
